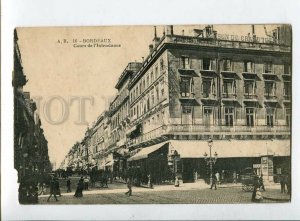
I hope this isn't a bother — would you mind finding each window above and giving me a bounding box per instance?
[244,61,254,72]
[225,107,234,126]
[143,79,145,90]
[223,59,232,71]
[223,79,235,97]
[284,63,291,75]
[180,77,194,97]
[155,65,159,78]
[203,58,211,70]
[156,85,159,102]
[160,58,164,71]
[146,75,149,88]
[182,105,193,124]
[202,78,212,98]
[139,82,142,94]
[285,108,291,126]
[283,81,291,98]
[264,80,276,97]
[244,80,256,97]
[266,108,275,127]
[181,56,190,69]
[136,86,139,96]
[161,80,165,98]
[246,108,255,127]
[137,104,139,117]
[203,107,213,126]
[151,89,155,107]
[150,72,154,83]
[147,97,150,111]
[182,106,192,114]
[264,62,273,73]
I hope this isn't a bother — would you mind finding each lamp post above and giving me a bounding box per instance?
[204,137,218,186]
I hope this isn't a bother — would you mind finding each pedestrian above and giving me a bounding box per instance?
[252,186,263,203]
[210,174,217,190]
[221,170,225,184]
[259,174,265,191]
[233,171,237,184]
[148,174,153,188]
[125,177,132,196]
[66,178,71,193]
[74,178,84,197]
[215,171,220,185]
[286,173,291,195]
[54,178,62,196]
[84,176,89,190]
[279,175,286,193]
[47,178,58,202]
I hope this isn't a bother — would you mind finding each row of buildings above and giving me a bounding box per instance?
[13,30,52,203]
[60,25,291,184]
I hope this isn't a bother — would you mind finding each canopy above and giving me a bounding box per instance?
[128,141,168,162]
[170,139,290,158]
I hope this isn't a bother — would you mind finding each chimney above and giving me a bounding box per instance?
[149,44,154,53]
[252,25,256,41]
[153,26,160,47]
[166,25,174,36]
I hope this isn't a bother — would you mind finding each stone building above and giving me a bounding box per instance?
[62,25,291,184]
[126,25,291,183]
[13,29,52,203]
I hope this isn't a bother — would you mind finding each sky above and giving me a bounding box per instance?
[17,25,278,167]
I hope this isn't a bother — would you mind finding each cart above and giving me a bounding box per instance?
[240,167,259,192]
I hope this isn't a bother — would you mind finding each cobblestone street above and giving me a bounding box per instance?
[39,178,290,204]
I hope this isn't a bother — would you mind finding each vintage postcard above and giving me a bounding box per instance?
[13,24,291,205]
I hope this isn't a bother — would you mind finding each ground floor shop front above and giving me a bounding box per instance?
[127,139,290,184]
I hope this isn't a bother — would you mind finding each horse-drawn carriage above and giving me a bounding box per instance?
[240,167,259,192]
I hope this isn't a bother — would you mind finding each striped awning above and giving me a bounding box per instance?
[128,141,168,162]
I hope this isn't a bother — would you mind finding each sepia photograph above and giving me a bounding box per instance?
[13,24,292,205]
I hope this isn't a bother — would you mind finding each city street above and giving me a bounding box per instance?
[39,178,290,204]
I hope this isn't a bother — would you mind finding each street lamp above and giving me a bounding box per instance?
[204,137,218,186]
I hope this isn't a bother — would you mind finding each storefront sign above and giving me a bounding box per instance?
[253,164,261,169]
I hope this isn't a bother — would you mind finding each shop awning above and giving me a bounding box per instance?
[170,139,290,158]
[128,141,168,162]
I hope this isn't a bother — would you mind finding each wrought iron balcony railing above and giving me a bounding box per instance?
[126,124,290,147]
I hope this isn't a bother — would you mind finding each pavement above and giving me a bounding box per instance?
[38,177,290,204]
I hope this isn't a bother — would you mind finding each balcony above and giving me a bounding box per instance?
[244,94,258,100]
[126,124,290,147]
[264,94,277,100]
[222,93,237,100]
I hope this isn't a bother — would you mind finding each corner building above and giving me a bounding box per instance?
[127,25,291,183]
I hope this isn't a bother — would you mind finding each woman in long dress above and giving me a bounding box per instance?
[74,178,84,197]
